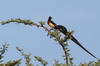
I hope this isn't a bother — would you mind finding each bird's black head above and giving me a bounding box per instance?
[48,16,52,20]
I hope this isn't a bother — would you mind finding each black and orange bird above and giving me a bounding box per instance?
[47,16,99,60]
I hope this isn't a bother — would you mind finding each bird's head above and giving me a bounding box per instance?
[48,16,52,21]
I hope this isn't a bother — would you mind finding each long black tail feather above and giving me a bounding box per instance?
[71,36,99,60]
[57,25,99,60]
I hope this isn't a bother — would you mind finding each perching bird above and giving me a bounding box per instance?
[47,16,99,60]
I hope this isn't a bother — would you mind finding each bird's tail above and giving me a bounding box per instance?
[55,25,99,60]
[71,36,99,60]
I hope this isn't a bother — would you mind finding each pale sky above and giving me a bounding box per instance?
[0,0,100,66]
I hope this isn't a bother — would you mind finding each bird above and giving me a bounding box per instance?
[47,16,99,60]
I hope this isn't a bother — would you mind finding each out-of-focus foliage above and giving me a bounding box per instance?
[16,47,34,66]
[0,44,9,62]
[34,56,48,66]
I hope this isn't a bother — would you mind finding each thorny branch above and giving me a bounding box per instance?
[0,18,72,65]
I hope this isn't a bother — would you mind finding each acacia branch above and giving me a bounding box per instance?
[1,18,70,65]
